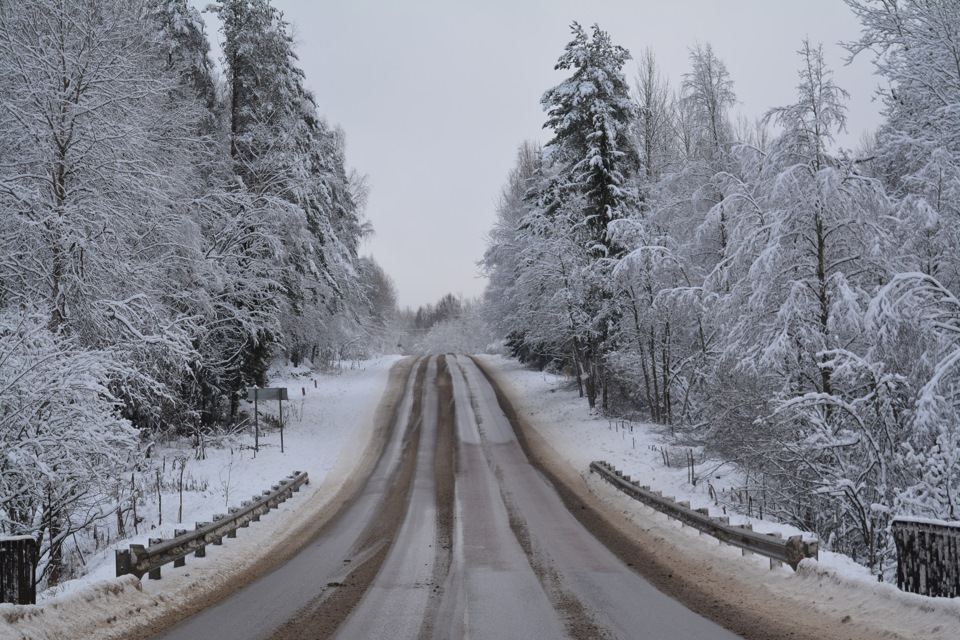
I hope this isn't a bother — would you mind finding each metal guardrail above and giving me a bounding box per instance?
[116,471,309,580]
[590,461,817,570]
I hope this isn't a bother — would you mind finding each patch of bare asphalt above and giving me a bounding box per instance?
[462,356,609,639]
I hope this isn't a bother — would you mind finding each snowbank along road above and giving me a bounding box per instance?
[152,354,738,639]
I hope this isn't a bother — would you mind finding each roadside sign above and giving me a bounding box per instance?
[246,387,288,402]
[245,387,290,454]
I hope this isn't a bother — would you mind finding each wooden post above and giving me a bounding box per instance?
[279,395,284,454]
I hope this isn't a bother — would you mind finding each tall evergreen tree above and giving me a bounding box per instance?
[212,0,367,375]
[537,22,641,407]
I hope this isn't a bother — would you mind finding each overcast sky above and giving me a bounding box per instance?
[200,1,883,310]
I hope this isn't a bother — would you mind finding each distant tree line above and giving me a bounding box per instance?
[482,4,960,576]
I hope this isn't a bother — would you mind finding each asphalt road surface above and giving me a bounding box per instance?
[154,355,740,639]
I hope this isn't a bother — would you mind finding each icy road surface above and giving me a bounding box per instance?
[155,355,739,639]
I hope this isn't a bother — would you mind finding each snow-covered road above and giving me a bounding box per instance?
[157,355,738,639]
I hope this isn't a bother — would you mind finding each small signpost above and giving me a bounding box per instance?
[246,387,289,454]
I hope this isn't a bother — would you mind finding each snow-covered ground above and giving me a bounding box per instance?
[0,355,403,640]
[5,352,960,640]
[476,354,960,640]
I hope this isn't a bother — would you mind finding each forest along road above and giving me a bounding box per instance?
[153,355,739,640]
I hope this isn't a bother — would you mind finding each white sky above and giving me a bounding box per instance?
[198,1,883,310]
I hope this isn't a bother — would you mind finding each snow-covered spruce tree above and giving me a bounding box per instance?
[537,22,641,408]
[0,308,138,586]
[480,141,565,367]
[712,42,898,568]
[147,0,218,127]
[213,0,367,376]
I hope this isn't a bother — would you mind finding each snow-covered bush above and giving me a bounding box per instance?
[0,309,139,586]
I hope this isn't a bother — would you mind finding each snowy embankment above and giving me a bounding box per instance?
[476,354,960,640]
[0,356,403,640]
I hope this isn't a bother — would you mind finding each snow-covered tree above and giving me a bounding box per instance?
[708,43,898,567]
[0,308,138,586]
[0,0,210,429]
[845,0,960,291]
[212,0,368,375]
[537,22,641,407]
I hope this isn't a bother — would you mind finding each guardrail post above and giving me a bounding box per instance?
[195,523,208,557]
[212,515,225,545]
[148,538,163,579]
[226,509,238,538]
[115,548,131,577]
[174,530,187,567]
[768,532,783,569]
[739,524,753,556]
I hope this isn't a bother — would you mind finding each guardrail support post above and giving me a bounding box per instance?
[195,523,208,557]
[768,532,783,569]
[115,548,131,577]
[227,510,238,539]
[212,515,225,545]
[148,538,163,579]
[174,530,187,567]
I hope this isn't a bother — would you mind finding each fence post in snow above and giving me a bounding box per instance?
[1,536,37,605]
